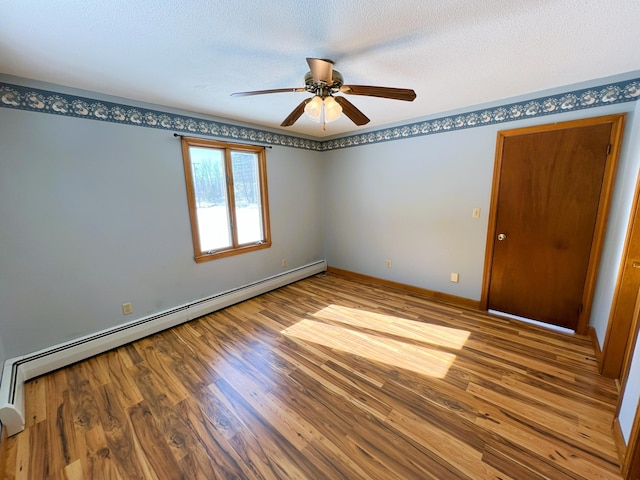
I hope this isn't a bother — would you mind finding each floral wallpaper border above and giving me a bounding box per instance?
[0,82,323,151]
[1,78,639,151]
[323,78,640,150]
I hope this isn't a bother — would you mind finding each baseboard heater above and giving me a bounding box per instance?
[0,260,327,436]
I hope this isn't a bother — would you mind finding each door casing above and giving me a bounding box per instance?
[601,169,640,378]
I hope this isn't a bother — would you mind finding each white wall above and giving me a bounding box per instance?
[0,91,325,358]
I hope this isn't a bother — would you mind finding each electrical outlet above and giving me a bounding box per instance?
[472,208,481,218]
[450,273,459,283]
[281,259,287,268]
[386,260,392,268]
[122,302,133,315]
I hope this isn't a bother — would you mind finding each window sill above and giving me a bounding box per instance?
[194,241,272,263]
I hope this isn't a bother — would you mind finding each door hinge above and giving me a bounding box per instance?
[607,144,612,155]
[578,303,584,314]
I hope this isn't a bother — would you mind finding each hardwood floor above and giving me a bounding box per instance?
[0,272,623,479]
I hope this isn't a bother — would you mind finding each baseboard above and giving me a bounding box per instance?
[327,266,481,310]
[587,326,604,367]
[0,260,327,437]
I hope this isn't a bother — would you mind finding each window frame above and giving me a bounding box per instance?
[180,136,271,263]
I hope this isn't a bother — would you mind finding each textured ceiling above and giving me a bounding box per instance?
[1,0,639,138]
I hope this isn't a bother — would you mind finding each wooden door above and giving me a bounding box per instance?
[482,115,625,333]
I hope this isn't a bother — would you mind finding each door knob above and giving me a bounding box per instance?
[497,233,507,241]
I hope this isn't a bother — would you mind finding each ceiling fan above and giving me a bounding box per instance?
[231,57,417,129]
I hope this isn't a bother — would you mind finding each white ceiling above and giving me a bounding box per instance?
[1,0,639,139]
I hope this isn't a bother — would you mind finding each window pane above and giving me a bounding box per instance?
[232,151,263,244]
[189,147,231,251]
[181,137,270,262]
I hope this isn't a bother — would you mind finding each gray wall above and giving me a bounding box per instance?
[323,128,494,300]
[0,101,325,358]
[323,103,638,307]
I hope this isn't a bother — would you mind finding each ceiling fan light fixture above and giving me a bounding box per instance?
[232,57,415,129]
[304,95,323,122]
[324,96,342,123]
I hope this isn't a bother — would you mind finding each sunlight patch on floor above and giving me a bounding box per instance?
[313,304,470,350]
[281,318,458,378]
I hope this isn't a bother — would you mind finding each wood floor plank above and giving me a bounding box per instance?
[1,273,623,479]
[27,421,52,480]
[0,435,17,480]
[343,416,471,480]
[92,382,152,479]
[467,382,619,464]
[131,366,202,464]
[386,408,513,480]
[65,364,99,433]
[83,426,123,480]
[45,373,78,471]
[208,377,319,479]
[475,411,621,480]
[173,398,244,480]
[127,402,184,480]
[132,339,191,404]
[301,437,378,480]
[23,379,46,428]
[174,395,261,479]
[102,350,144,408]
[208,376,319,452]
[481,442,573,480]
[62,459,83,480]
[500,375,615,431]
[14,427,30,480]
[503,369,617,410]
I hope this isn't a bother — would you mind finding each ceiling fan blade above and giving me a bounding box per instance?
[340,85,417,101]
[281,99,311,127]
[231,88,305,97]
[306,57,334,84]
[334,96,370,126]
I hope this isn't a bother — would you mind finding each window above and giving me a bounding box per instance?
[180,137,271,262]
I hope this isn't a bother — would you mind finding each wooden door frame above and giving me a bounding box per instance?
[614,287,640,479]
[623,416,640,480]
[480,114,626,335]
[601,169,640,379]
[609,172,640,479]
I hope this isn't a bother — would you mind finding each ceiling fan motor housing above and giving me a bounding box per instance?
[305,70,344,97]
